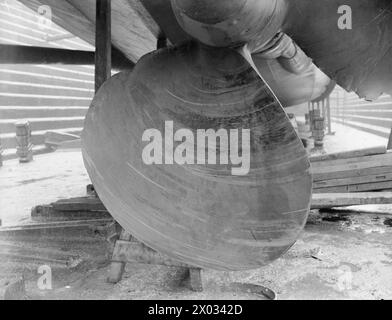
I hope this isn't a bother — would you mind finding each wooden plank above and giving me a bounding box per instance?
[309,146,387,162]
[0,219,113,233]
[313,180,392,193]
[51,197,107,212]
[31,207,111,221]
[311,192,392,209]
[95,0,111,92]
[311,154,392,176]
[311,151,392,170]
[313,166,392,182]
[313,172,392,189]
[0,242,79,266]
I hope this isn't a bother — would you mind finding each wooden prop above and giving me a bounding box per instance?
[107,229,204,291]
[95,0,112,92]
[82,43,312,271]
[312,117,325,147]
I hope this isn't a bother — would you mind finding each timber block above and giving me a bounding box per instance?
[0,219,113,240]
[31,197,110,221]
[188,268,203,292]
[108,230,204,291]
[86,184,98,197]
[107,229,133,284]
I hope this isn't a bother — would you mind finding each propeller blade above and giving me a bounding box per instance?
[82,42,312,270]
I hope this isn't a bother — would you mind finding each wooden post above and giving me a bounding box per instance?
[15,120,33,163]
[95,0,112,92]
[108,230,204,291]
[326,96,332,134]
[189,268,203,292]
[107,229,133,283]
[388,128,392,150]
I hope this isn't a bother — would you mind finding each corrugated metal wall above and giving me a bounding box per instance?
[0,0,95,151]
[331,88,392,139]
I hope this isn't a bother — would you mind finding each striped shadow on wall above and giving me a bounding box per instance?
[0,0,95,153]
[330,87,392,139]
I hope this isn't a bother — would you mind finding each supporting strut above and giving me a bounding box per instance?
[95,0,112,92]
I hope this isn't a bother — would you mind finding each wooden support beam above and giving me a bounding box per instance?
[107,230,133,284]
[0,44,132,70]
[108,233,204,291]
[388,128,392,150]
[326,96,332,134]
[309,146,387,162]
[0,219,113,234]
[95,0,112,92]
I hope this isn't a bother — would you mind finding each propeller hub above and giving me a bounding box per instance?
[171,0,287,49]
[171,0,247,24]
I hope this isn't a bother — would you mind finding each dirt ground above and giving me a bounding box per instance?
[1,211,391,300]
[0,123,391,300]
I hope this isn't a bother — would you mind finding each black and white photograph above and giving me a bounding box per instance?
[0,0,391,305]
